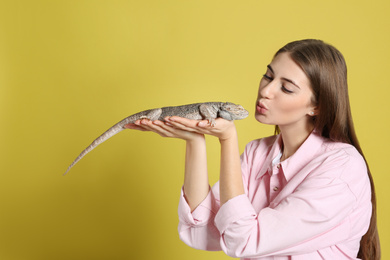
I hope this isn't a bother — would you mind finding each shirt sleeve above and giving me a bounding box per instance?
[177,140,256,251]
[214,149,370,258]
[177,185,222,251]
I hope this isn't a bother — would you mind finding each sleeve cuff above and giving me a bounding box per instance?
[214,194,256,233]
[178,186,219,226]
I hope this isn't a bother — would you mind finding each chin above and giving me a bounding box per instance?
[255,113,273,125]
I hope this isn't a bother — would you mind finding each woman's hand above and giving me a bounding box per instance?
[124,117,204,142]
[165,116,237,142]
[124,116,237,141]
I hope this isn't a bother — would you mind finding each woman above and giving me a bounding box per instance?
[125,39,380,259]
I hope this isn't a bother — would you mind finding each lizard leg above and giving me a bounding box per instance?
[199,104,218,126]
[139,108,163,121]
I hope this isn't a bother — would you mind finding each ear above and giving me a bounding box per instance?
[308,106,319,117]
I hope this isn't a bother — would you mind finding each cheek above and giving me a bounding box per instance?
[276,96,312,115]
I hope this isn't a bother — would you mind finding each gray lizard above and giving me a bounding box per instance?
[64,102,249,175]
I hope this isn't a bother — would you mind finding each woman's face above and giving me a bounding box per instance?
[255,52,316,131]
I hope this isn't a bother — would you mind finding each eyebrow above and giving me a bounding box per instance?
[267,64,301,89]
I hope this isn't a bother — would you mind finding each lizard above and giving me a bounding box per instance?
[64,102,249,175]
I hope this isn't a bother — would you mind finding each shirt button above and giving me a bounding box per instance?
[277,164,281,169]
[273,186,279,191]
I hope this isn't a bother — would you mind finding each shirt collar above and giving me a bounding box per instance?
[256,134,283,179]
[256,131,325,181]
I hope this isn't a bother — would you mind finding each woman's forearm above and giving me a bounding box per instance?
[219,129,245,205]
[183,136,210,212]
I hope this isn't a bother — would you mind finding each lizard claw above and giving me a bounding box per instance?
[208,118,216,127]
[199,119,215,127]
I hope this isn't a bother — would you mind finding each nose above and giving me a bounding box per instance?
[259,79,276,99]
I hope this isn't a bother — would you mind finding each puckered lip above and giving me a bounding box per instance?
[257,100,268,110]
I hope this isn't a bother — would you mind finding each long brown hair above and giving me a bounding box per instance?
[274,39,380,259]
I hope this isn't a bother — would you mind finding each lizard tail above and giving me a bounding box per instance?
[64,124,126,175]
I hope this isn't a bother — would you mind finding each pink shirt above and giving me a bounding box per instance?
[178,132,372,259]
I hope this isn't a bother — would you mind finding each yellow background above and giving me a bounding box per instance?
[0,0,389,259]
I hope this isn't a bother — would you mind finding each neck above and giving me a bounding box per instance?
[279,122,314,161]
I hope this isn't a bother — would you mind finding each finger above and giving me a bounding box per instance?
[165,117,205,132]
[138,119,161,131]
[153,120,190,136]
[167,116,215,129]
[166,116,200,127]
[156,120,206,140]
[124,123,150,132]
[140,119,180,137]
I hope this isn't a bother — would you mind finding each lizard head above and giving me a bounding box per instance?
[219,102,249,120]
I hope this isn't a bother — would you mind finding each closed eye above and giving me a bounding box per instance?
[281,86,294,94]
[263,74,273,81]
[262,74,294,94]
[265,64,300,91]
